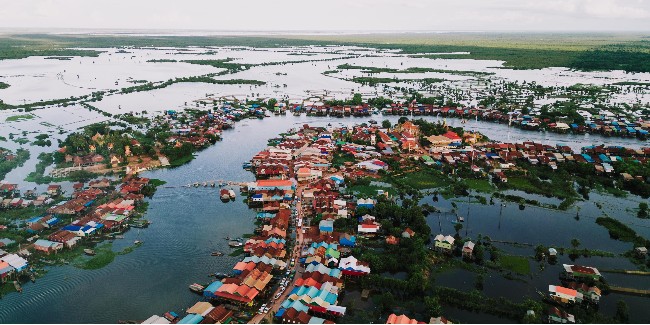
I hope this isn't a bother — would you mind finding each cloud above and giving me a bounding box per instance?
[0,0,648,31]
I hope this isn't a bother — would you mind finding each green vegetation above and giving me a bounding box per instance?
[0,81,9,89]
[5,114,34,122]
[389,170,448,190]
[73,242,139,270]
[74,243,116,270]
[596,216,650,247]
[434,287,542,322]
[338,63,493,76]
[24,152,54,184]
[229,248,244,257]
[0,148,29,180]
[494,254,531,275]
[181,59,254,74]
[463,179,495,193]
[331,152,356,168]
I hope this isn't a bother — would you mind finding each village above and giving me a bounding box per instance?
[1,96,649,323]
[138,115,649,324]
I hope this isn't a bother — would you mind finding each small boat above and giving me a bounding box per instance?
[134,240,142,245]
[202,182,207,187]
[369,119,377,124]
[189,283,205,294]
[115,235,125,239]
[228,241,243,248]
[210,182,215,187]
[84,249,96,256]
[163,312,179,322]
[211,251,224,256]
[228,189,236,200]
[193,182,199,187]
[13,281,22,293]
[220,189,230,201]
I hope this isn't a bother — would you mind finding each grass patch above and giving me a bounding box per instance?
[392,170,448,190]
[497,255,531,275]
[463,179,495,193]
[5,114,34,122]
[149,178,167,187]
[167,154,195,167]
[348,184,395,197]
[229,248,244,257]
[596,216,650,247]
[73,243,139,270]
[74,243,116,270]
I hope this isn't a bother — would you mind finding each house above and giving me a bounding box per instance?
[356,198,375,209]
[386,314,424,324]
[562,264,601,281]
[339,256,371,276]
[462,241,475,258]
[549,285,582,304]
[429,317,453,324]
[0,254,28,272]
[401,227,415,238]
[385,235,399,245]
[548,307,575,324]
[33,239,64,254]
[355,159,388,173]
[47,185,62,196]
[434,234,455,252]
[635,246,648,257]
[319,220,334,234]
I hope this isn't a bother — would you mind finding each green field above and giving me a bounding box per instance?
[1,33,650,72]
[6,114,34,122]
[497,255,531,275]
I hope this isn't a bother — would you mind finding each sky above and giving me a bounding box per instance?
[0,0,649,33]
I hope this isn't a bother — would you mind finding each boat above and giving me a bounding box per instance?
[189,283,205,294]
[210,182,215,187]
[228,189,236,200]
[84,249,96,256]
[13,281,22,293]
[228,241,243,248]
[220,189,230,201]
[115,235,125,239]
[163,312,179,322]
[211,251,224,256]
[369,119,377,124]
[134,240,142,245]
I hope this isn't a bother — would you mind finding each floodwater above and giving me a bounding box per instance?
[1,114,648,323]
[1,44,649,323]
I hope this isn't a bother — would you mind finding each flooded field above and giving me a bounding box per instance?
[1,43,649,323]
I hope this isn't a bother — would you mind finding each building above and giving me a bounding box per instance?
[462,241,475,258]
[434,234,455,252]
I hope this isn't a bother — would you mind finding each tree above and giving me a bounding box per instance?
[571,238,580,248]
[424,296,443,318]
[267,98,277,110]
[382,119,392,129]
[638,202,649,219]
[454,222,463,234]
[615,300,629,323]
[398,116,409,125]
[351,93,363,105]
